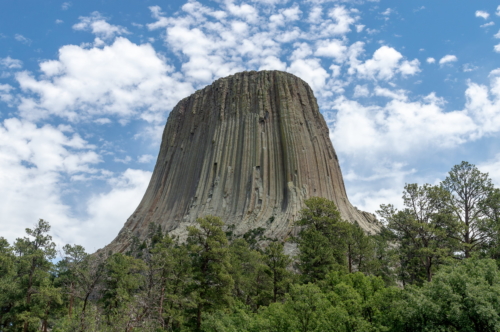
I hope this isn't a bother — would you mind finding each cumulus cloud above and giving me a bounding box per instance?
[475,10,490,19]
[0,56,23,69]
[16,38,193,123]
[80,169,151,250]
[353,84,370,98]
[138,154,155,163]
[330,94,475,159]
[5,0,499,249]
[144,2,360,92]
[314,39,348,63]
[0,118,153,250]
[349,46,420,80]
[0,84,15,104]
[0,118,101,244]
[479,154,500,186]
[439,54,458,65]
[463,69,500,136]
[480,22,494,28]
[73,12,129,40]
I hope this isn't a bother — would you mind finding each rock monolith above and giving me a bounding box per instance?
[105,70,379,253]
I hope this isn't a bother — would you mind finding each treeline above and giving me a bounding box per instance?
[1,161,500,331]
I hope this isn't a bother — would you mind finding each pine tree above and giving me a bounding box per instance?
[187,216,234,331]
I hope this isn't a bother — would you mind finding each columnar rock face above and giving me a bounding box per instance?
[106,70,379,253]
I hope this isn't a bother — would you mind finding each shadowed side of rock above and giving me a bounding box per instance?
[105,70,379,253]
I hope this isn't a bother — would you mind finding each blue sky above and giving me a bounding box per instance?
[1,0,500,251]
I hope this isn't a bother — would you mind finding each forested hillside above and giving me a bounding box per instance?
[1,161,500,331]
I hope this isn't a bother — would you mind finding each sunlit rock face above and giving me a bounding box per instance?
[105,70,379,252]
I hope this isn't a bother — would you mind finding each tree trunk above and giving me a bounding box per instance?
[348,244,352,273]
[197,304,202,331]
[426,256,432,282]
[159,285,165,326]
[69,282,74,318]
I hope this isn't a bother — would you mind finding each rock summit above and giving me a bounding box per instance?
[106,70,379,252]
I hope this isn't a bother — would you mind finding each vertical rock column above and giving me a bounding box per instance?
[105,70,379,253]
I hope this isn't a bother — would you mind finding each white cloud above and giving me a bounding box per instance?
[138,154,155,163]
[497,5,500,16]
[62,2,71,10]
[0,56,22,69]
[479,154,500,186]
[480,22,494,28]
[495,30,500,38]
[462,63,478,72]
[330,67,500,163]
[439,54,458,65]
[0,84,15,104]
[287,58,329,92]
[314,39,347,63]
[16,38,193,123]
[426,57,436,64]
[114,156,132,164]
[349,46,420,81]
[73,12,129,40]
[330,94,476,159]
[353,84,370,98]
[14,34,31,45]
[324,6,357,36]
[55,19,64,24]
[475,10,490,19]
[0,116,155,250]
[226,2,259,23]
[270,5,302,28]
[464,69,500,136]
[81,169,151,250]
[381,8,393,17]
[374,86,407,101]
[0,118,101,245]
[495,44,500,53]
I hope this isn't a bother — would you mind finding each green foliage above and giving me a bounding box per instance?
[4,162,500,332]
[187,216,234,330]
[263,241,292,303]
[394,258,500,332]
[480,188,500,261]
[100,253,145,324]
[378,183,459,284]
[442,161,494,258]
[295,197,377,282]
[229,239,273,309]
[295,197,348,282]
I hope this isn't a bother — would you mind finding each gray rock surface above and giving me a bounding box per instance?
[104,70,379,253]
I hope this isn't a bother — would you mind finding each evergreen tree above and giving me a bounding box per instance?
[263,241,292,303]
[442,161,494,258]
[295,197,349,282]
[378,184,459,283]
[149,233,193,330]
[229,239,272,309]
[187,216,234,331]
[0,237,17,330]
[480,188,500,261]
[395,258,500,331]
[12,219,58,332]
[100,253,145,329]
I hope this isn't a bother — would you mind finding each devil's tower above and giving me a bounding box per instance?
[106,70,378,252]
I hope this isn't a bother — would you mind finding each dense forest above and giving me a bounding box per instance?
[1,161,500,332]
